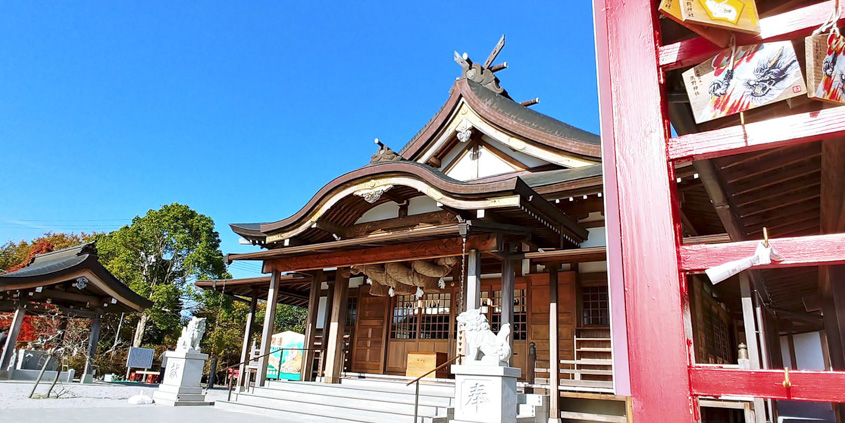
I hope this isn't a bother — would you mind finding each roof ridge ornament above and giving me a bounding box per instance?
[454,35,509,96]
[370,138,404,164]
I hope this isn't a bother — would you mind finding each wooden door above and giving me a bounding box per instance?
[385,292,455,375]
[351,285,389,374]
[528,271,576,377]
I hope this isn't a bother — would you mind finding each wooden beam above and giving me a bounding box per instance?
[739,275,769,423]
[668,109,845,162]
[301,271,323,381]
[0,304,26,371]
[81,309,102,382]
[256,271,280,386]
[548,263,561,422]
[721,146,821,184]
[466,249,482,311]
[820,137,845,423]
[323,270,349,384]
[683,233,731,245]
[311,220,347,239]
[30,288,106,306]
[522,246,606,264]
[680,233,845,272]
[730,159,820,196]
[264,235,496,273]
[659,1,845,71]
[237,289,258,389]
[500,244,516,364]
[690,366,845,402]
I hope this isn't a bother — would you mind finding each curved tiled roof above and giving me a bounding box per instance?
[400,79,601,160]
[0,242,152,313]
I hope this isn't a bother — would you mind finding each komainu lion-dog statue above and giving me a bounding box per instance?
[457,308,511,365]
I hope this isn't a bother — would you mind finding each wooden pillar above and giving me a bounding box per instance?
[238,289,259,389]
[739,275,762,369]
[548,263,561,423]
[324,270,349,384]
[821,138,845,422]
[0,304,26,372]
[501,248,516,365]
[466,249,482,311]
[80,309,102,383]
[256,270,281,387]
[739,274,767,423]
[301,270,323,381]
[320,279,336,378]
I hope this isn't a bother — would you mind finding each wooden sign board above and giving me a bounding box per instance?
[406,351,448,379]
[681,0,760,34]
[805,32,845,105]
[659,0,731,47]
[683,41,807,124]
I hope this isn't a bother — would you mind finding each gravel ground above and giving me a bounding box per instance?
[0,381,293,423]
[0,380,229,409]
[1,406,294,423]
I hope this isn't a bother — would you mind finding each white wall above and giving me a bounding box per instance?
[580,227,607,248]
[780,331,826,370]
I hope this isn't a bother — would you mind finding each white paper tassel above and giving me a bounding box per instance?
[389,287,395,297]
[438,278,446,289]
[415,287,424,299]
[366,278,373,285]
[706,241,783,284]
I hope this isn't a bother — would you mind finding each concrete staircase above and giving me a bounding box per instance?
[215,377,455,423]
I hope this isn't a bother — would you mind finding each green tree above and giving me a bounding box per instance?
[95,204,229,347]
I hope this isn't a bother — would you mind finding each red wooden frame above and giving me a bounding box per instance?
[595,0,845,420]
[690,367,845,402]
[680,233,845,272]
[594,1,692,421]
[659,1,845,71]
[668,106,845,162]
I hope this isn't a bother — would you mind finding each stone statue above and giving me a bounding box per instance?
[175,317,207,353]
[457,309,511,365]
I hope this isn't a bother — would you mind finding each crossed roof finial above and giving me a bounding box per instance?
[454,35,508,96]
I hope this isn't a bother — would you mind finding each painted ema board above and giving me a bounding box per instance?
[683,41,806,124]
[806,32,845,105]
[126,347,155,369]
[659,0,731,47]
[680,0,760,34]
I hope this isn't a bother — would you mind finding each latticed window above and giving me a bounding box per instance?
[346,296,358,328]
[390,295,417,339]
[481,289,527,341]
[419,293,451,340]
[581,286,609,326]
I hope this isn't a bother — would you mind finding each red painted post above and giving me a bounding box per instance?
[593,1,694,421]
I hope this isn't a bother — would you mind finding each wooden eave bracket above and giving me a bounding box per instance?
[514,181,588,244]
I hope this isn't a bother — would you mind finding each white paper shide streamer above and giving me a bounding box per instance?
[705,242,783,284]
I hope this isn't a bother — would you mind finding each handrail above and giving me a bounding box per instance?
[405,354,463,423]
[405,354,463,386]
[225,347,322,402]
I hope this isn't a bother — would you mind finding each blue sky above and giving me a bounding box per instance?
[0,2,600,279]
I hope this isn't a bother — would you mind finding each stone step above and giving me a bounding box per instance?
[216,399,368,423]
[248,386,451,415]
[261,381,454,407]
[338,377,455,397]
[560,410,627,423]
[217,395,449,423]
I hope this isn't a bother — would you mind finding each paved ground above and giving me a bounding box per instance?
[0,381,286,423]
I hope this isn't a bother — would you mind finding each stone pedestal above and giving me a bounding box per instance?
[153,350,212,406]
[451,364,521,423]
